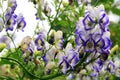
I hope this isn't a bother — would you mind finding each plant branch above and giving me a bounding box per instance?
[47,0,63,34]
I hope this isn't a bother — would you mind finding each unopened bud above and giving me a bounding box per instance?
[0,43,6,52]
[80,69,87,75]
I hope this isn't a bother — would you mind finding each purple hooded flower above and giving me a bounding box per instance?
[42,46,57,65]
[35,32,46,51]
[106,61,115,74]
[58,56,70,74]
[98,11,109,31]
[16,14,26,31]
[66,49,79,69]
[75,5,111,55]
[23,47,34,62]
[20,36,34,63]
[91,58,104,77]
[82,13,95,30]
[8,0,17,13]
[5,8,17,31]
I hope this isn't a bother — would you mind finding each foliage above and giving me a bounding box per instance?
[0,0,120,80]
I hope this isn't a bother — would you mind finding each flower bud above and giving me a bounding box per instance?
[80,69,87,75]
[0,43,6,52]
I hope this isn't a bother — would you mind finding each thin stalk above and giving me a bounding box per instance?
[6,31,17,49]
[47,0,63,34]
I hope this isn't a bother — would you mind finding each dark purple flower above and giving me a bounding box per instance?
[42,53,48,65]
[91,59,104,77]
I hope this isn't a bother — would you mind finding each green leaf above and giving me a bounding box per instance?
[110,23,120,46]
[0,59,16,66]
[111,7,120,16]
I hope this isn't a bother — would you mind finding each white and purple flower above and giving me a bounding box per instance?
[20,36,34,63]
[8,0,17,13]
[5,8,17,31]
[35,31,46,51]
[16,14,26,31]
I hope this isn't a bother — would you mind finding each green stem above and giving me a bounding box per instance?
[6,32,17,49]
[75,53,90,68]
[0,53,98,80]
[47,0,63,34]
[94,0,99,6]
[41,72,63,80]
[0,75,14,80]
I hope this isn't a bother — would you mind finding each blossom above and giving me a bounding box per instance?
[8,0,17,13]
[75,4,111,54]
[42,46,57,65]
[49,30,64,50]
[43,3,51,16]
[0,35,11,48]
[16,14,26,31]
[106,61,115,74]
[58,55,70,74]
[45,61,55,74]
[42,46,57,74]
[65,43,79,69]
[54,30,64,50]
[35,31,46,51]
[20,36,34,63]
[5,8,16,31]
[57,43,79,74]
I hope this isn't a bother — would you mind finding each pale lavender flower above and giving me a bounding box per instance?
[0,35,11,48]
[42,46,57,65]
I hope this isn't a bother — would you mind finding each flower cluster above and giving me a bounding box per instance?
[32,4,112,75]
[0,0,26,32]
[75,4,112,77]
